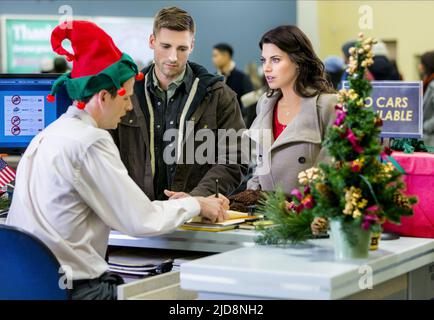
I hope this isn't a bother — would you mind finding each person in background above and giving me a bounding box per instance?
[40,57,70,73]
[368,41,401,80]
[390,59,404,80]
[40,57,54,73]
[111,7,247,201]
[245,25,337,195]
[53,56,70,73]
[212,43,254,124]
[7,20,227,300]
[240,62,268,128]
[245,61,264,91]
[324,55,345,89]
[419,50,434,146]
[339,40,374,89]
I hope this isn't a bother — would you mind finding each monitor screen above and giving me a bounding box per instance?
[0,74,72,154]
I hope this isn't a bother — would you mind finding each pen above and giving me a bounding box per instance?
[215,179,219,198]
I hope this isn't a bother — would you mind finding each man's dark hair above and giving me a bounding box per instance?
[153,6,195,35]
[214,43,234,58]
[81,86,118,104]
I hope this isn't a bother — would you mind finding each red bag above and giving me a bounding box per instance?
[383,152,434,238]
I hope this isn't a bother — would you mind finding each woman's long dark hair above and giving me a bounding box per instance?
[259,25,334,97]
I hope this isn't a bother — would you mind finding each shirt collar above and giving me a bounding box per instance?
[65,106,98,128]
[150,63,194,94]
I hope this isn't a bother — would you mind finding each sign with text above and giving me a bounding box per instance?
[1,16,153,73]
[2,18,59,73]
[343,81,423,138]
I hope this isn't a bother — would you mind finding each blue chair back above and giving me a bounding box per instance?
[0,224,69,300]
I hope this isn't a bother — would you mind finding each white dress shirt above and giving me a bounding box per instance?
[6,106,200,281]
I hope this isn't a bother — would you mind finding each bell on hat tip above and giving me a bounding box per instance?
[77,101,86,109]
[46,94,55,103]
[117,87,126,96]
[135,72,144,81]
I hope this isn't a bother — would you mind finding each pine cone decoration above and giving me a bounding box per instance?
[393,192,412,210]
[311,217,329,235]
[335,161,344,170]
[315,182,332,198]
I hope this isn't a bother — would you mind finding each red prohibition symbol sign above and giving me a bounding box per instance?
[11,125,21,136]
[11,95,21,105]
[11,116,21,126]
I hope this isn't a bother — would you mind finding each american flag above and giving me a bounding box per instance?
[0,158,16,188]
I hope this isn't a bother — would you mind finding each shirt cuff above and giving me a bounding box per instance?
[174,196,201,221]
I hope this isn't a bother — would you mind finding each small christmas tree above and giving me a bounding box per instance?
[256,33,416,245]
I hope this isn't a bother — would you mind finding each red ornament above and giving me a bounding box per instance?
[384,146,392,156]
[46,94,55,103]
[77,101,86,109]
[301,194,314,209]
[374,116,383,127]
[350,161,361,173]
[338,127,347,139]
[117,87,126,96]
[135,72,144,81]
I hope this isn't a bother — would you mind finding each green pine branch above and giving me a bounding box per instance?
[255,188,314,245]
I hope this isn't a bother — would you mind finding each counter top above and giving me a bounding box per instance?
[180,237,434,299]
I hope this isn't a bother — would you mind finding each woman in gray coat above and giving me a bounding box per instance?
[247,25,338,195]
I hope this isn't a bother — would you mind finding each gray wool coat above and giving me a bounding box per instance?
[247,90,338,194]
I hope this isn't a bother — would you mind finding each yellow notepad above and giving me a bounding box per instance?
[189,210,257,224]
[179,224,237,232]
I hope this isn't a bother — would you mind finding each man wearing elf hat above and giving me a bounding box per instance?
[111,7,247,202]
[6,20,228,300]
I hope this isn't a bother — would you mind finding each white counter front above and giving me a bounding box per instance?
[180,237,434,300]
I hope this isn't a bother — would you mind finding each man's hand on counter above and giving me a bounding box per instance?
[195,196,229,223]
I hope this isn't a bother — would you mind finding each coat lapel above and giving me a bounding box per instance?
[270,95,322,152]
[248,92,323,154]
[247,91,280,147]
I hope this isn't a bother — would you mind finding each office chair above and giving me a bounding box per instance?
[0,224,69,299]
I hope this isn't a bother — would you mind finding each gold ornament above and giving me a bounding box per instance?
[343,186,368,218]
[298,167,322,185]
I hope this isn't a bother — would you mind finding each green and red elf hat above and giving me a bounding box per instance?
[46,20,144,109]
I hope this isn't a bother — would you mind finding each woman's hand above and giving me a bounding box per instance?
[164,189,190,199]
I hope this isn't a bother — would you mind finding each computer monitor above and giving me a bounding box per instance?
[0,74,72,154]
